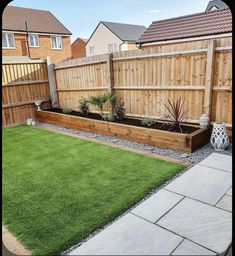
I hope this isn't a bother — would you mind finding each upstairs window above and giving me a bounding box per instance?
[89,46,95,55]
[108,43,118,53]
[2,33,15,48]
[51,36,62,49]
[29,34,39,47]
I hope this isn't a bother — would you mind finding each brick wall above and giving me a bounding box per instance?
[71,38,86,59]
[3,33,72,63]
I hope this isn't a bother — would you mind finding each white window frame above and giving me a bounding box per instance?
[51,35,63,50]
[2,33,15,49]
[28,34,39,48]
[108,43,118,53]
[89,46,95,55]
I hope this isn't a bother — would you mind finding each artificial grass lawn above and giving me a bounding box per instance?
[3,125,185,255]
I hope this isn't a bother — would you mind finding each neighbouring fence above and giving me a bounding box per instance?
[2,59,50,126]
[54,38,232,129]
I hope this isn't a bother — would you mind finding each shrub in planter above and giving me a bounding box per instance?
[142,118,156,128]
[163,97,188,133]
[62,108,73,114]
[101,113,114,122]
[112,100,125,120]
[89,94,109,115]
[79,99,90,117]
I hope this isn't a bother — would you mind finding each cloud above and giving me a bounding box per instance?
[163,9,169,11]
[149,9,160,13]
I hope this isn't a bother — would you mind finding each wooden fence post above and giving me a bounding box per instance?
[107,53,114,95]
[46,56,59,108]
[203,39,215,119]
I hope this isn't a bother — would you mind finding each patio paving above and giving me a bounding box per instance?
[69,153,232,255]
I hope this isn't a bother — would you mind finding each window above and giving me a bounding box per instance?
[89,46,95,55]
[29,34,39,47]
[108,43,118,53]
[51,36,62,49]
[2,33,15,48]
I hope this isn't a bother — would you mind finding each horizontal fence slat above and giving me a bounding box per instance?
[113,49,207,61]
[54,60,107,70]
[3,80,49,87]
[57,87,108,92]
[114,86,206,90]
[3,101,37,109]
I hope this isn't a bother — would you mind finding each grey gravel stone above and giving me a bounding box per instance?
[36,122,232,166]
[181,153,189,158]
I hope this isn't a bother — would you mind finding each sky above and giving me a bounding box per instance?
[8,0,211,43]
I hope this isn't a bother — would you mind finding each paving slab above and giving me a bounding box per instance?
[199,153,232,172]
[171,239,216,255]
[131,189,183,223]
[216,194,232,212]
[157,197,232,254]
[226,188,232,196]
[165,164,232,205]
[69,213,183,255]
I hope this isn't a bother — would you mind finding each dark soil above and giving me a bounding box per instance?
[47,108,198,134]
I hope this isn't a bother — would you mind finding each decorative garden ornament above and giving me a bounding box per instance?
[27,118,32,125]
[210,122,229,151]
[35,100,42,111]
[199,114,209,127]
[31,120,36,126]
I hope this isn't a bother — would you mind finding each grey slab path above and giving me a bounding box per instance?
[171,239,216,255]
[164,164,231,205]
[199,153,232,172]
[68,153,232,255]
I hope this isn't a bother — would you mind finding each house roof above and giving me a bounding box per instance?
[101,21,146,42]
[138,8,232,44]
[205,0,229,12]
[72,37,88,45]
[3,5,72,35]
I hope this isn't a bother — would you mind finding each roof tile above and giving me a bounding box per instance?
[138,8,232,43]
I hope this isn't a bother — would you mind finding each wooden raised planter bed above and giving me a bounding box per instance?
[36,110,210,153]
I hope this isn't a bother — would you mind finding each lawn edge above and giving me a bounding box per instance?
[2,225,32,256]
[35,125,190,167]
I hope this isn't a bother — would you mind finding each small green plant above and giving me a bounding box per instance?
[62,107,73,114]
[142,118,156,128]
[79,99,89,117]
[112,100,125,120]
[163,97,188,133]
[89,94,109,115]
[107,92,117,108]
[101,113,114,122]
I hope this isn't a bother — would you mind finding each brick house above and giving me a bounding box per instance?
[71,37,87,59]
[2,6,72,62]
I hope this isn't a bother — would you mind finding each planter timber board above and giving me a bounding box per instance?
[36,111,209,152]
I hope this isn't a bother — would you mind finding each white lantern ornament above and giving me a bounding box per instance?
[199,114,209,127]
[210,122,229,151]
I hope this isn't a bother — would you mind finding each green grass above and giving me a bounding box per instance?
[2,125,184,255]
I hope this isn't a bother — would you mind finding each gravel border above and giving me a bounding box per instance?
[34,122,232,255]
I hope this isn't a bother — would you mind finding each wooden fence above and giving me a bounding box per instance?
[54,39,232,129]
[2,38,232,133]
[2,59,50,126]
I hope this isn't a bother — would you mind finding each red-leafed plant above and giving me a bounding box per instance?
[163,97,188,133]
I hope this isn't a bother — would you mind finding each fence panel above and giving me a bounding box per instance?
[2,60,50,126]
[52,38,232,128]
